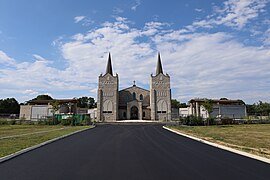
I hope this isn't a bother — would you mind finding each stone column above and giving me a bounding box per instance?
[190,102,194,116]
[150,89,156,120]
[127,103,131,120]
[139,102,143,120]
[196,102,199,117]
[97,89,103,121]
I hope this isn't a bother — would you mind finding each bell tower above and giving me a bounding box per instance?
[150,53,171,121]
[97,53,119,122]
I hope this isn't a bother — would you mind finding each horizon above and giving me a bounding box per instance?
[0,0,270,104]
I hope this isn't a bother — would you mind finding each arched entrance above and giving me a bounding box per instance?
[130,106,138,120]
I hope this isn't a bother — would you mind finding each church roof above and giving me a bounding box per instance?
[156,52,163,75]
[119,85,150,92]
[105,53,113,75]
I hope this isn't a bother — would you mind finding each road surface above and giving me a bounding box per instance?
[0,124,269,180]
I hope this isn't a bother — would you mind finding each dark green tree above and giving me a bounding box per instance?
[246,104,256,115]
[0,98,20,114]
[32,94,53,100]
[171,99,187,108]
[254,101,270,116]
[77,97,96,108]
[171,99,181,108]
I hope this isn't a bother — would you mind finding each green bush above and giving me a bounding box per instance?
[37,118,60,125]
[184,115,204,126]
[0,119,8,125]
[61,117,73,126]
[221,118,233,125]
[206,117,216,125]
[80,116,92,126]
[9,120,16,125]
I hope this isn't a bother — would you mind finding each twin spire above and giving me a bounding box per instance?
[106,53,113,75]
[105,52,164,76]
[156,52,163,75]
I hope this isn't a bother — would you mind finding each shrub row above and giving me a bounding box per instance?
[0,116,93,126]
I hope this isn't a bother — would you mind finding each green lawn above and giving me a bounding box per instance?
[169,124,270,159]
[0,125,93,158]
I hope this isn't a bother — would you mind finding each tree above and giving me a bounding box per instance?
[255,101,270,116]
[246,104,256,115]
[32,94,53,101]
[202,99,214,125]
[171,99,188,109]
[77,97,96,108]
[50,100,60,124]
[0,98,20,114]
[171,99,181,108]
[246,101,270,116]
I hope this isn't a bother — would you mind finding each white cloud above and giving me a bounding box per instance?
[32,54,50,62]
[195,8,203,12]
[113,7,124,14]
[74,16,94,26]
[74,16,86,23]
[23,89,38,95]
[192,0,268,29]
[0,50,16,66]
[52,36,64,47]
[131,0,141,11]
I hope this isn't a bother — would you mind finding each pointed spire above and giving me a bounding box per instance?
[106,52,113,75]
[156,52,163,75]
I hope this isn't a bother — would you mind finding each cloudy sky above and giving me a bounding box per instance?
[0,0,270,104]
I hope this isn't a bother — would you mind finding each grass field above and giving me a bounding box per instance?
[0,125,92,158]
[169,124,270,159]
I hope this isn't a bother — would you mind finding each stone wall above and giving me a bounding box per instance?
[97,73,119,122]
[150,73,172,121]
[118,86,150,120]
[19,105,32,120]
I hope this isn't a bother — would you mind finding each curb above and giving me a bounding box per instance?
[162,126,270,164]
[0,126,94,163]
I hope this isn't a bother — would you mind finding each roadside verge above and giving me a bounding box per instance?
[0,126,94,163]
[163,126,270,164]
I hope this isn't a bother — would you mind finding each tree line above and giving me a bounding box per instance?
[246,101,270,116]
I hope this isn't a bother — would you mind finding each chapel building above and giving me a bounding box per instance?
[97,53,171,122]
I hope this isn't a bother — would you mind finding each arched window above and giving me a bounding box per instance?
[140,94,143,100]
[157,100,167,114]
[132,92,136,100]
[103,100,113,113]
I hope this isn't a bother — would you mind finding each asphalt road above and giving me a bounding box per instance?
[0,124,270,180]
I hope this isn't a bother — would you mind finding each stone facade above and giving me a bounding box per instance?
[118,86,151,120]
[150,54,172,121]
[97,53,172,122]
[96,54,119,122]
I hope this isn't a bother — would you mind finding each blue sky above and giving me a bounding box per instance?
[0,0,270,104]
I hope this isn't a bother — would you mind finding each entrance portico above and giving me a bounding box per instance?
[127,100,143,120]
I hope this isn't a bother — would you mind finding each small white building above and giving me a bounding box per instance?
[179,98,247,119]
[88,108,97,119]
[19,99,78,120]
